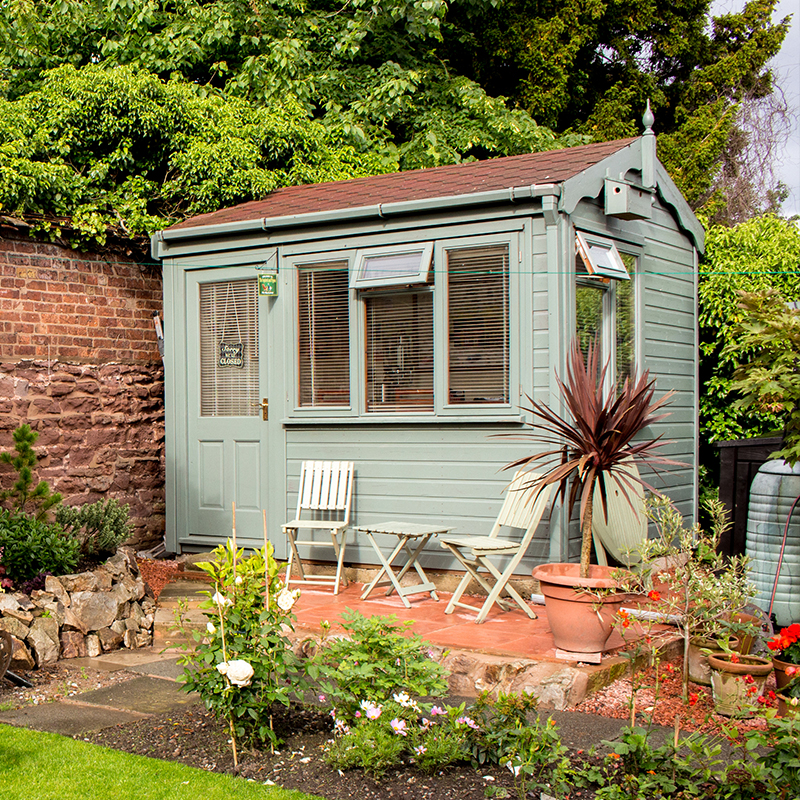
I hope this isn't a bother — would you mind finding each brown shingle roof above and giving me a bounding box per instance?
[172,138,637,231]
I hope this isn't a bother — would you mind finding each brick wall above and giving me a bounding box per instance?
[0,226,165,549]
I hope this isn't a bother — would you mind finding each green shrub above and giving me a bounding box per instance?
[56,498,133,557]
[0,510,80,585]
[313,610,450,723]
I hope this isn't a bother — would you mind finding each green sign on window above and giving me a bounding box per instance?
[258,273,278,296]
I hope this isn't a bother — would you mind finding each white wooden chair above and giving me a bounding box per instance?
[440,471,553,623]
[591,462,647,568]
[283,460,354,595]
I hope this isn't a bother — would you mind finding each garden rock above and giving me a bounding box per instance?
[0,547,155,671]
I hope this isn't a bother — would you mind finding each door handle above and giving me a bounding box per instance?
[251,398,268,420]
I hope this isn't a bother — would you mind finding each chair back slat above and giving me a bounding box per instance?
[295,460,354,521]
[492,471,551,540]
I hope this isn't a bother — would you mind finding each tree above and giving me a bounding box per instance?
[698,214,800,455]
[442,0,790,219]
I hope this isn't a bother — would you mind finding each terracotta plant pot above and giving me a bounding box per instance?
[532,563,631,654]
[772,655,799,692]
[687,635,740,687]
[707,652,773,717]
[776,691,800,718]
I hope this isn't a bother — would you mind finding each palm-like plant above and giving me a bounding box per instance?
[506,339,681,578]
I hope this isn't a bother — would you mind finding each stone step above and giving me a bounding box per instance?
[153,605,209,649]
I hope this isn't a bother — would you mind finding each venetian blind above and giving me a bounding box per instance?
[199,279,259,416]
[447,244,510,404]
[298,262,350,407]
[366,290,434,412]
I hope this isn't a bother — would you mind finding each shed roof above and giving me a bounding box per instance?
[171,138,637,231]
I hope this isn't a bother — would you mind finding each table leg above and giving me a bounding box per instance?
[393,534,438,601]
[360,533,411,607]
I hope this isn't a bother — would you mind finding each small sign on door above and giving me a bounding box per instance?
[258,273,278,296]
[218,342,245,368]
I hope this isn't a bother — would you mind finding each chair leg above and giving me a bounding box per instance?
[445,570,475,614]
[285,528,306,584]
[330,529,348,595]
[476,558,537,623]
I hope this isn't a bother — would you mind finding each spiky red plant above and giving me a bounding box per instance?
[506,340,682,578]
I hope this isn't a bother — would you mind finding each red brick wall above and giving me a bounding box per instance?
[0,228,165,548]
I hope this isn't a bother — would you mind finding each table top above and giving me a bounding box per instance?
[354,521,453,537]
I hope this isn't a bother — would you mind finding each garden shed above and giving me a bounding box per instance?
[151,124,703,574]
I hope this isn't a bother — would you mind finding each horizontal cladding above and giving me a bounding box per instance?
[284,426,554,572]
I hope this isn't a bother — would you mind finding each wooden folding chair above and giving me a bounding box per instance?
[440,471,553,623]
[283,460,354,595]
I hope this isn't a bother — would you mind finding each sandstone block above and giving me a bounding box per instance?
[110,620,127,636]
[85,634,102,658]
[98,627,123,651]
[66,591,119,633]
[9,636,35,670]
[2,607,34,625]
[11,594,35,611]
[0,616,30,639]
[44,575,70,606]
[60,572,100,593]
[123,629,136,648]
[0,595,21,615]
[60,630,87,659]
[92,567,113,591]
[26,617,60,666]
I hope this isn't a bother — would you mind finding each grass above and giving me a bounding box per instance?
[0,725,322,800]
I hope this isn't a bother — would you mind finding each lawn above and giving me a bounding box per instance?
[0,724,321,800]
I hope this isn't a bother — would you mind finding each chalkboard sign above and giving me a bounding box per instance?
[218,342,245,368]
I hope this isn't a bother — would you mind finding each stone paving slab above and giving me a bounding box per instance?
[0,703,148,736]
[127,657,185,681]
[69,647,183,673]
[70,675,198,715]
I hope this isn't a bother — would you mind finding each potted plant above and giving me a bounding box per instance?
[706,650,773,717]
[507,340,680,654]
[766,623,800,693]
[774,664,800,718]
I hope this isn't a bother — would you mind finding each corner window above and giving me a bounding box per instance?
[575,233,636,386]
[576,231,630,281]
[298,261,350,407]
[351,243,433,289]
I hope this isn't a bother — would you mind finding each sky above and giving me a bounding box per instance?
[713,0,800,217]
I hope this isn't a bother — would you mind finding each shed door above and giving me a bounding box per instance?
[185,267,270,546]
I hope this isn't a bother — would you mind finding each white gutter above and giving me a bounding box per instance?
[151,183,562,259]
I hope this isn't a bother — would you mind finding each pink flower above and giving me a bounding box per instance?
[430,706,446,716]
[390,718,407,736]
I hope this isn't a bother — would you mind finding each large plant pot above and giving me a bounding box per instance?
[776,691,800,718]
[772,655,799,692]
[688,635,740,686]
[532,563,630,654]
[707,653,773,717]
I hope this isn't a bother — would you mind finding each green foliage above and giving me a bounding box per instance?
[444,0,788,218]
[56,498,133,558]
[313,610,449,723]
[0,509,80,585]
[0,424,61,521]
[698,214,800,454]
[724,289,800,465]
[178,539,307,750]
[0,63,387,243]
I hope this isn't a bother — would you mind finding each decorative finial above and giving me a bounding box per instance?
[643,99,654,134]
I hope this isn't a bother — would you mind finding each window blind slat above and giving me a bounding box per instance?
[447,245,510,404]
[298,262,350,407]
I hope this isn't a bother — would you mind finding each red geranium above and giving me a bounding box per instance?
[767,623,800,664]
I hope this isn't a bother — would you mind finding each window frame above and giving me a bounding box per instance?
[351,242,434,289]
[287,231,521,422]
[576,231,631,281]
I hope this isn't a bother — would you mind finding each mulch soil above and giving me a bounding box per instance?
[0,559,784,800]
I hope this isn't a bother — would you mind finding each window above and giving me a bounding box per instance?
[292,234,515,417]
[576,231,630,281]
[352,243,433,289]
[298,261,350,407]
[199,278,259,416]
[447,244,510,404]
[575,234,637,387]
[365,289,434,412]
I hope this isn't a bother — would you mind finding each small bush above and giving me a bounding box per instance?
[313,610,450,722]
[56,498,133,557]
[0,510,80,585]
[0,424,61,520]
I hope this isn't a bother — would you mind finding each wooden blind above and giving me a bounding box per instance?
[366,290,433,412]
[447,244,510,404]
[199,278,259,416]
[298,262,350,407]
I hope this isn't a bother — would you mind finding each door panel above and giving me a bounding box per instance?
[185,267,269,546]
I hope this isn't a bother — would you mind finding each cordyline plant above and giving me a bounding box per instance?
[506,340,681,578]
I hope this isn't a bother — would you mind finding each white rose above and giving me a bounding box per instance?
[212,591,232,607]
[235,575,243,585]
[277,589,296,611]
[206,622,216,635]
[216,659,254,687]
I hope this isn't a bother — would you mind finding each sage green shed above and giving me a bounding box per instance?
[151,127,703,572]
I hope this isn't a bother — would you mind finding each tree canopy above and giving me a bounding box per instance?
[0,0,790,237]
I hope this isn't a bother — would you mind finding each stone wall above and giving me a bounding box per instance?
[0,225,165,548]
[0,549,155,670]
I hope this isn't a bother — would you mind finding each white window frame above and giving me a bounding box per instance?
[576,231,630,281]
[351,242,433,289]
